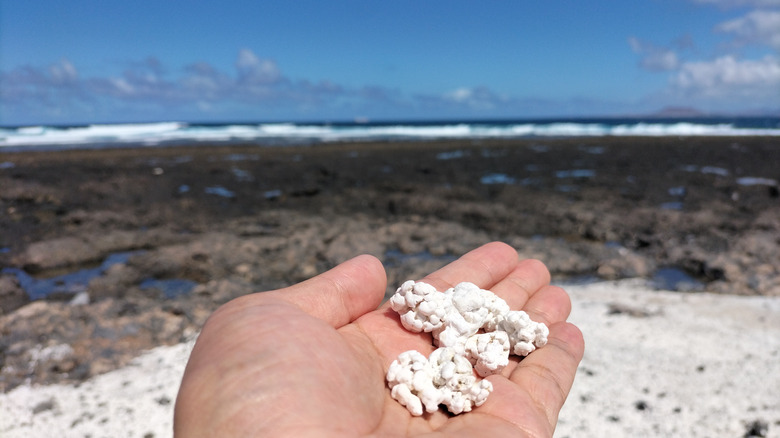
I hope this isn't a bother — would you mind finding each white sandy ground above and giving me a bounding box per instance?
[557,280,779,437]
[0,279,778,438]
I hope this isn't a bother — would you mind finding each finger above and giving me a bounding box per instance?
[520,285,572,326]
[488,258,552,310]
[264,254,387,328]
[499,322,585,431]
[421,241,520,291]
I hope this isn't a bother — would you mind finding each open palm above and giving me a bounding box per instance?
[174,242,584,437]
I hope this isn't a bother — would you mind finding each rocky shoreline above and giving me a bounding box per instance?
[1,137,778,391]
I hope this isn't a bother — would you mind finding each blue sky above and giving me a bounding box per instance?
[1,0,779,125]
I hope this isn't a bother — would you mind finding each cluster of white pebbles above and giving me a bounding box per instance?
[386,280,549,416]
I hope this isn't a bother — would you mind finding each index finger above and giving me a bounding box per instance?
[253,254,387,328]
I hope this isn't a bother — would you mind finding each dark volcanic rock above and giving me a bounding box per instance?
[15,236,102,272]
[87,262,143,300]
[0,274,29,315]
[191,279,257,305]
[13,229,186,273]
[0,295,205,392]
[1,137,778,390]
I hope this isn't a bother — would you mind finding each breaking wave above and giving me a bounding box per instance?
[2,118,778,149]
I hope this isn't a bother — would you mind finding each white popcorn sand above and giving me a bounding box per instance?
[386,280,548,415]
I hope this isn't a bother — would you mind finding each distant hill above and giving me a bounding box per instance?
[650,106,707,118]
[644,106,780,118]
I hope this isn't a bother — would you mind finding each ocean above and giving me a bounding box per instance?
[1,117,779,150]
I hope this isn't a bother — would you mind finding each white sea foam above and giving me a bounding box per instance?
[1,120,779,149]
[0,122,184,146]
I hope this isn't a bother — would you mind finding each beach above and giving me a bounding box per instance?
[1,137,779,435]
[1,281,778,437]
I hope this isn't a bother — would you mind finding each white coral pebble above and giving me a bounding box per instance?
[387,347,493,416]
[430,347,492,414]
[386,350,439,416]
[464,331,510,377]
[432,282,488,353]
[498,310,550,356]
[386,280,549,416]
[389,280,449,333]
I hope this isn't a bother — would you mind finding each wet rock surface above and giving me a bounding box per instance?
[0,137,778,391]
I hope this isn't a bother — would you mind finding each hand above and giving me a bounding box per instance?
[174,242,584,437]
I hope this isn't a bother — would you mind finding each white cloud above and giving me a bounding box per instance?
[628,37,680,71]
[629,2,780,111]
[48,59,79,85]
[690,0,780,7]
[717,10,780,49]
[672,55,780,97]
[445,87,473,102]
[440,86,506,110]
[109,77,135,95]
[181,62,232,98]
[0,50,401,123]
[235,48,281,85]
